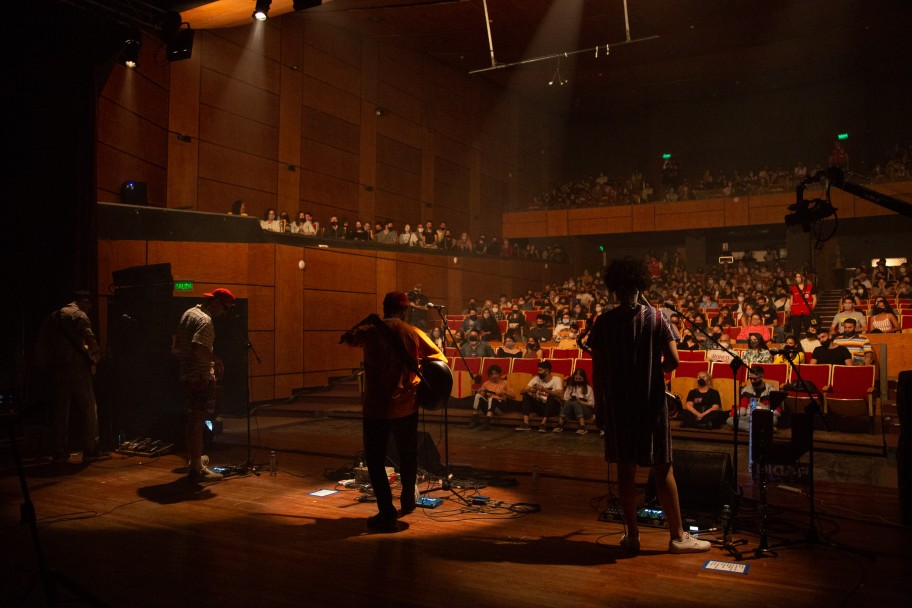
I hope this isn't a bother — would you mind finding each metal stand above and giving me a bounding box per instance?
[4,409,106,607]
[219,338,266,477]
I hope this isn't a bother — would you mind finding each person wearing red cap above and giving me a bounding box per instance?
[340,291,445,531]
[174,288,235,481]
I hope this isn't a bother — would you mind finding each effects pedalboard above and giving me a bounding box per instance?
[600,505,719,532]
[115,438,173,458]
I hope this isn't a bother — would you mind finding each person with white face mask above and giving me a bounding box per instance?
[830,296,866,334]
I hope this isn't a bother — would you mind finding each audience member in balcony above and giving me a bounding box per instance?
[375,222,397,245]
[322,216,346,239]
[727,367,780,432]
[515,360,564,432]
[454,232,473,253]
[260,208,282,232]
[230,199,247,215]
[496,336,523,358]
[418,223,436,248]
[523,338,544,359]
[554,368,596,435]
[831,296,867,334]
[478,308,501,342]
[399,224,419,247]
[435,222,448,247]
[461,330,494,358]
[810,330,852,366]
[278,211,291,232]
[351,220,370,240]
[832,318,874,366]
[292,212,315,235]
[741,333,772,364]
[500,237,514,258]
[475,235,489,255]
[867,297,900,333]
[680,372,725,430]
[469,364,515,430]
[440,230,456,250]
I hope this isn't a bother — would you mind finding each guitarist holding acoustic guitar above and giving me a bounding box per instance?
[340,291,446,532]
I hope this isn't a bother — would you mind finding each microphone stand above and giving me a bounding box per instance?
[221,337,264,476]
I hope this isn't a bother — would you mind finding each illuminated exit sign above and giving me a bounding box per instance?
[662,153,672,160]
[174,280,194,292]
[837,133,848,140]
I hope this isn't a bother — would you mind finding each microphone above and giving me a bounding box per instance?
[426,303,447,309]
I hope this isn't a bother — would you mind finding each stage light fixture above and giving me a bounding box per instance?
[159,11,194,62]
[253,0,272,21]
[120,37,142,69]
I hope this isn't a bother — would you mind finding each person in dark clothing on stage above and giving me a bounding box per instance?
[588,258,710,555]
[340,291,446,531]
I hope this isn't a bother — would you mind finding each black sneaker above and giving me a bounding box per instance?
[367,513,399,531]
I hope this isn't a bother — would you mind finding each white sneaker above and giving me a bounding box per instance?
[669,532,711,554]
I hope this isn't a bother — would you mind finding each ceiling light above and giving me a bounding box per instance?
[120,37,142,69]
[253,0,271,21]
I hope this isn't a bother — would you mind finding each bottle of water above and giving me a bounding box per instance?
[531,464,541,491]
[269,450,277,476]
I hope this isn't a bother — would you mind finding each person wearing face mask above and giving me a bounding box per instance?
[460,329,494,358]
[515,361,564,432]
[505,309,527,342]
[557,325,581,350]
[677,328,701,351]
[810,331,852,366]
[832,318,874,365]
[260,208,282,232]
[727,368,780,432]
[707,332,735,364]
[470,365,515,430]
[867,298,900,333]
[496,336,523,358]
[461,308,479,333]
[478,308,501,342]
[831,297,867,334]
[406,284,429,330]
[399,224,419,246]
[322,216,346,239]
[800,326,821,355]
[789,272,817,338]
[554,369,596,435]
[522,338,544,359]
[681,373,725,429]
[742,333,773,364]
[529,315,552,344]
[772,336,805,365]
[553,313,575,342]
[353,219,370,240]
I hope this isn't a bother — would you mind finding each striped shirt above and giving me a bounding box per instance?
[832,334,873,365]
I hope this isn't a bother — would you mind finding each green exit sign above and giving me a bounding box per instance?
[662,153,672,160]
[837,133,849,140]
[174,280,194,292]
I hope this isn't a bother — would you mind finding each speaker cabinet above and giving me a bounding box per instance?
[386,431,441,472]
[646,449,735,514]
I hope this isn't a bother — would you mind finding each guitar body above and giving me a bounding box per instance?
[417,358,453,411]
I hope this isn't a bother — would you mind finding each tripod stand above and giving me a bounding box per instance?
[4,407,105,607]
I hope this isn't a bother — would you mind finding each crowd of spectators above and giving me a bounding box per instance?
[230,201,568,261]
[528,140,912,210]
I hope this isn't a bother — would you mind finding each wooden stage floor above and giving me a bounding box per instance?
[1,415,908,608]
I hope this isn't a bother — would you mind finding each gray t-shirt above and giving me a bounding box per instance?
[176,305,215,382]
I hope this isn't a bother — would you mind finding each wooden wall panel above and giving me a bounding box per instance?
[375,255,399,305]
[307,330,363,374]
[198,142,278,195]
[546,210,569,237]
[96,143,168,206]
[201,31,281,94]
[197,179,277,215]
[97,97,169,166]
[376,112,424,145]
[147,242,251,284]
[304,21,362,68]
[251,375,274,403]
[274,373,304,399]
[304,290,376,331]
[275,245,304,374]
[377,81,422,124]
[200,105,279,161]
[302,248,378,293]
[97,240,148,289]
[301,73,361,126]
[200,68,280,128]
[249,329,275,376]
[299,169,360,212]
[301,139,360,181]
[212,21,283,62]
[723,196,750,226]
[301,44,361,96]
[302,107,360,153]
[631,205,656,233]
[247,286,275,332]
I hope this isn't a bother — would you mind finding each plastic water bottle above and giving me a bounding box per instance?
[531,464,541,491]
[269,450,277,476]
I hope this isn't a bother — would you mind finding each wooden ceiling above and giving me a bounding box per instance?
[167,0,912,117]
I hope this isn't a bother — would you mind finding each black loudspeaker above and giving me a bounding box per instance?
[387,431,441,472]
[120,180,148,205]
[646,449,735,514]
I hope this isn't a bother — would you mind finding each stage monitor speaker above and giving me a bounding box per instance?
[120,180,148,205]
[646,449,734,514]
[387,431,441,472]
